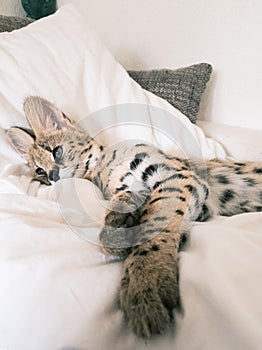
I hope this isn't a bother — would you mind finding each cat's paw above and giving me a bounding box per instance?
[100,225,135,257]
[99,190,150,256]
[120,244,179,339]
[104,205,138,228]
[99,205,140,256]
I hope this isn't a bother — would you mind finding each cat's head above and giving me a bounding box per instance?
[7,96,96,185]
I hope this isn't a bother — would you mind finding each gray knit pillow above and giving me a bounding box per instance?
[0,15,33,32]
[128,63,212,123]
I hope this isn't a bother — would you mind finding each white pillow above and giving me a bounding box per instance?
[0,4,226,166]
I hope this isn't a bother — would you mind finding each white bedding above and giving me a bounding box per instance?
[0,171,261,350]
[0,5,261,350]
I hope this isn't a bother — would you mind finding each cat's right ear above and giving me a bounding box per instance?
[23,96,73,136]
[6,127,34,159]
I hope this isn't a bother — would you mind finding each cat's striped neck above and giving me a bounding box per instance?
[80,140,107,181]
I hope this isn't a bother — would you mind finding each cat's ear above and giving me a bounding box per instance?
[23,96,73,136]
[6,127,34,158]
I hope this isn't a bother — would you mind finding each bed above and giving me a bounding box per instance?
[0,5,261,350]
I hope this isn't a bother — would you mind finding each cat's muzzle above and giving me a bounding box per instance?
[49,166,60,182]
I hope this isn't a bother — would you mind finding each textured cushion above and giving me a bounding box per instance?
[0,15,33,32]
[128,63,212,124]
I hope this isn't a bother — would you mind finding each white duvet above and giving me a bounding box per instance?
[0,5,261,350]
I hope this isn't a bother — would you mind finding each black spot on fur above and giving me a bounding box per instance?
[203,185,209,198]
[167,173,188,181]
[196,204,210,221]
[152,173,188,189]
[71,164,79,177]
[176,209,184,216]
[133,249,149,256]
[153,181,162,190]
[185,184,193,192]
[181,166,189,171]
[241,207,249,213]
[141,209,148,217]
[159,187,182,193]
[152,244,160,251]
[216,174,230,184]
[115,184,128,193]
[106,150,117,167]
[202,204,209,216]
[149,196,169,205]
[235,169,244,175]
[130,157,143,171]
[220,189,235,204]
[120,172,132,182]
[154,216,167,221]
[162,229,170,233]
[253,167,262,174]
[142,164,159,182]
[179,233,188,248]
[240,200,250,213]
[185,184,199,202]
[244,178,256,186]
[136,152,148,160]
[135,143,147,147]
[80,147,91,156]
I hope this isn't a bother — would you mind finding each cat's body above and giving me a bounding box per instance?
[7,97,262,339]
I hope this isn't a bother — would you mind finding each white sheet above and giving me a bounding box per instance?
[0,168,261,350]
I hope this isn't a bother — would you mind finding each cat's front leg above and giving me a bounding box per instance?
[117,175,198,338]
[120,233,180,339]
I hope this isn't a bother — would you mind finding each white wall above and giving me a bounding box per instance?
[57,0,262,131]
[0,0,25,16]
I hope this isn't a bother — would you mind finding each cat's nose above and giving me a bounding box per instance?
[49,167,60,182]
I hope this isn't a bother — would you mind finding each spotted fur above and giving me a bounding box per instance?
[7,97,262,339]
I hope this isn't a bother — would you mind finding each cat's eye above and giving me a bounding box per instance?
[35,167,47,177]
[53,146,63,161]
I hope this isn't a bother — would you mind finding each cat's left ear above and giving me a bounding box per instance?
[23,96,73,136]
[6,127,34,158]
